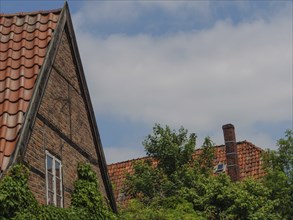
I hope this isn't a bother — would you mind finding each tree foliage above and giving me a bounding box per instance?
[125,124,200,203]
[262,129,293,219]
[122,124,286,219]
[119,198,204,220]
[0,163,116,220]
[71,163,116,220]
[0,164,38,219]
[143,125,196,176]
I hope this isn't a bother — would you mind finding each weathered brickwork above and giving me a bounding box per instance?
[54,30,80,93]
[24,30,107,208]
[38,68,71,137]
[25,119,46,174]
[70,86,97,156]
[28,171,46,205]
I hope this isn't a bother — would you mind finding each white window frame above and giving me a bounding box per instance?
[45,150,63,207]
[213,163,226,174]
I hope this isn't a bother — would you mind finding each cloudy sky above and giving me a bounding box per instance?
[1,1,292,164]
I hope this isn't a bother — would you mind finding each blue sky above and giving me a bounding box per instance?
[1,1,292,163]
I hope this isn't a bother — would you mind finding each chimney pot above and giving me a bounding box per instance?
[222,124,234,130]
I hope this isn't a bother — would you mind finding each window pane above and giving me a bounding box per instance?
[57,195,62,207]
[46,152,62,207]
[218,164,224,170]
[47,155,53,173]
[48,192,54,205]
[55,161,61,178]
[48,173,53,191]
[56,178,61,195]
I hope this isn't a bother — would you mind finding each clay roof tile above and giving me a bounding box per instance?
[0,8,62,171]
[107,141,265,204]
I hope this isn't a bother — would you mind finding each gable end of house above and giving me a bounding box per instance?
[0,3,117,212]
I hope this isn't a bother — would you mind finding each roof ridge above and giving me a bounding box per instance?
[0,8,62,17]
[108,156,150,166]
[107,140,264,166]
[107,145,224,166]
[239,140,265,152]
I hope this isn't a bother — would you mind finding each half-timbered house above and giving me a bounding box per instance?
[0,3,116,211]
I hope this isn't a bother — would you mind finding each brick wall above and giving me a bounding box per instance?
[24,30,107,208]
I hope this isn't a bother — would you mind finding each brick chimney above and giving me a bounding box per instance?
[222,124,240,181]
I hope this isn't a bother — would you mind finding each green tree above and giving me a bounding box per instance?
[122,124,281,220]
[0,164,38,219]
[125,124,198,202]
[71,163,116,220]
[143,124,196,177]
[262,129,293,219]
[196,136,215,175]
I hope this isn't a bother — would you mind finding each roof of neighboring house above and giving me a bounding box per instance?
[107,141,265,203]
[0,9,61,171]
[0,4,117,212]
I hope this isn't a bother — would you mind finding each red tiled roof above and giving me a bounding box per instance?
[107,141,265,203]
[0,9,61,171]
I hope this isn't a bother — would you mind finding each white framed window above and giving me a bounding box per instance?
[214,163,226,174]
[45,150,63,207]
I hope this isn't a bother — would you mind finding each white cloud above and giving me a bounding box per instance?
[72,3,292,162]
[78,17,291,123]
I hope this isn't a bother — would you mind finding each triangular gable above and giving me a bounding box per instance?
[0,3,117,212]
